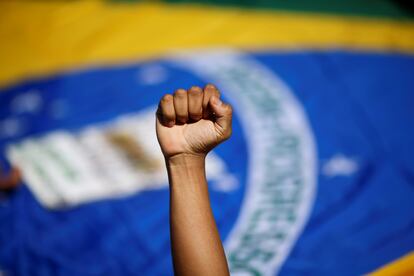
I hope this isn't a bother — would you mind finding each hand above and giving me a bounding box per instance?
[156,84,232,159]
[158,84,232,275]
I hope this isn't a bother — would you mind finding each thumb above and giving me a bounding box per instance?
[210,96,232,138]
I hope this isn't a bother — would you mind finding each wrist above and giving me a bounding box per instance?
[166,153,208,191]
[166,153,206,168]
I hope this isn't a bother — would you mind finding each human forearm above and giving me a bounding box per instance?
[156,84,232,275]
[167,154,229,276]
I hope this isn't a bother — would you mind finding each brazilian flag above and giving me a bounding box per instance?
[1,1,414,275]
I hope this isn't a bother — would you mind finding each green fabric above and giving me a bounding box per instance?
[112,0,414,20]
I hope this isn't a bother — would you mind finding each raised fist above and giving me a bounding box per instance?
[156,84,232,159]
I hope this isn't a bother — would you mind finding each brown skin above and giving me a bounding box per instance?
[156,84,232,276]
[0,167,21,191]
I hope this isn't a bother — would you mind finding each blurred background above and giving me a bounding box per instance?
[1,1,414,275]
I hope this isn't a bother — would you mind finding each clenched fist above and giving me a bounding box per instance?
[156,84,232,159]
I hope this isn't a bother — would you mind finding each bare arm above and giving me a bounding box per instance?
[156,84,232,276]
[167,154,229,275]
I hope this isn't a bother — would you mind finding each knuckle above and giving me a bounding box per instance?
[161,94,173,102]
[224,128,232,140]
[213,89,221,98]
[190,112,202,120]
[205,83,216,90]
[189,86,203,95]
[174,89,187,97]
[176,115,188,123]
[228,104,233,112]
[190,86,202,92]
[224,103,233,114]
[164,113,175,120]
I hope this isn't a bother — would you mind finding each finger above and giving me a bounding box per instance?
[173,89,188,124]
[158,94,175,127]
[188,86,203,121]
[210,95,233,139]
[203,84,220,119]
